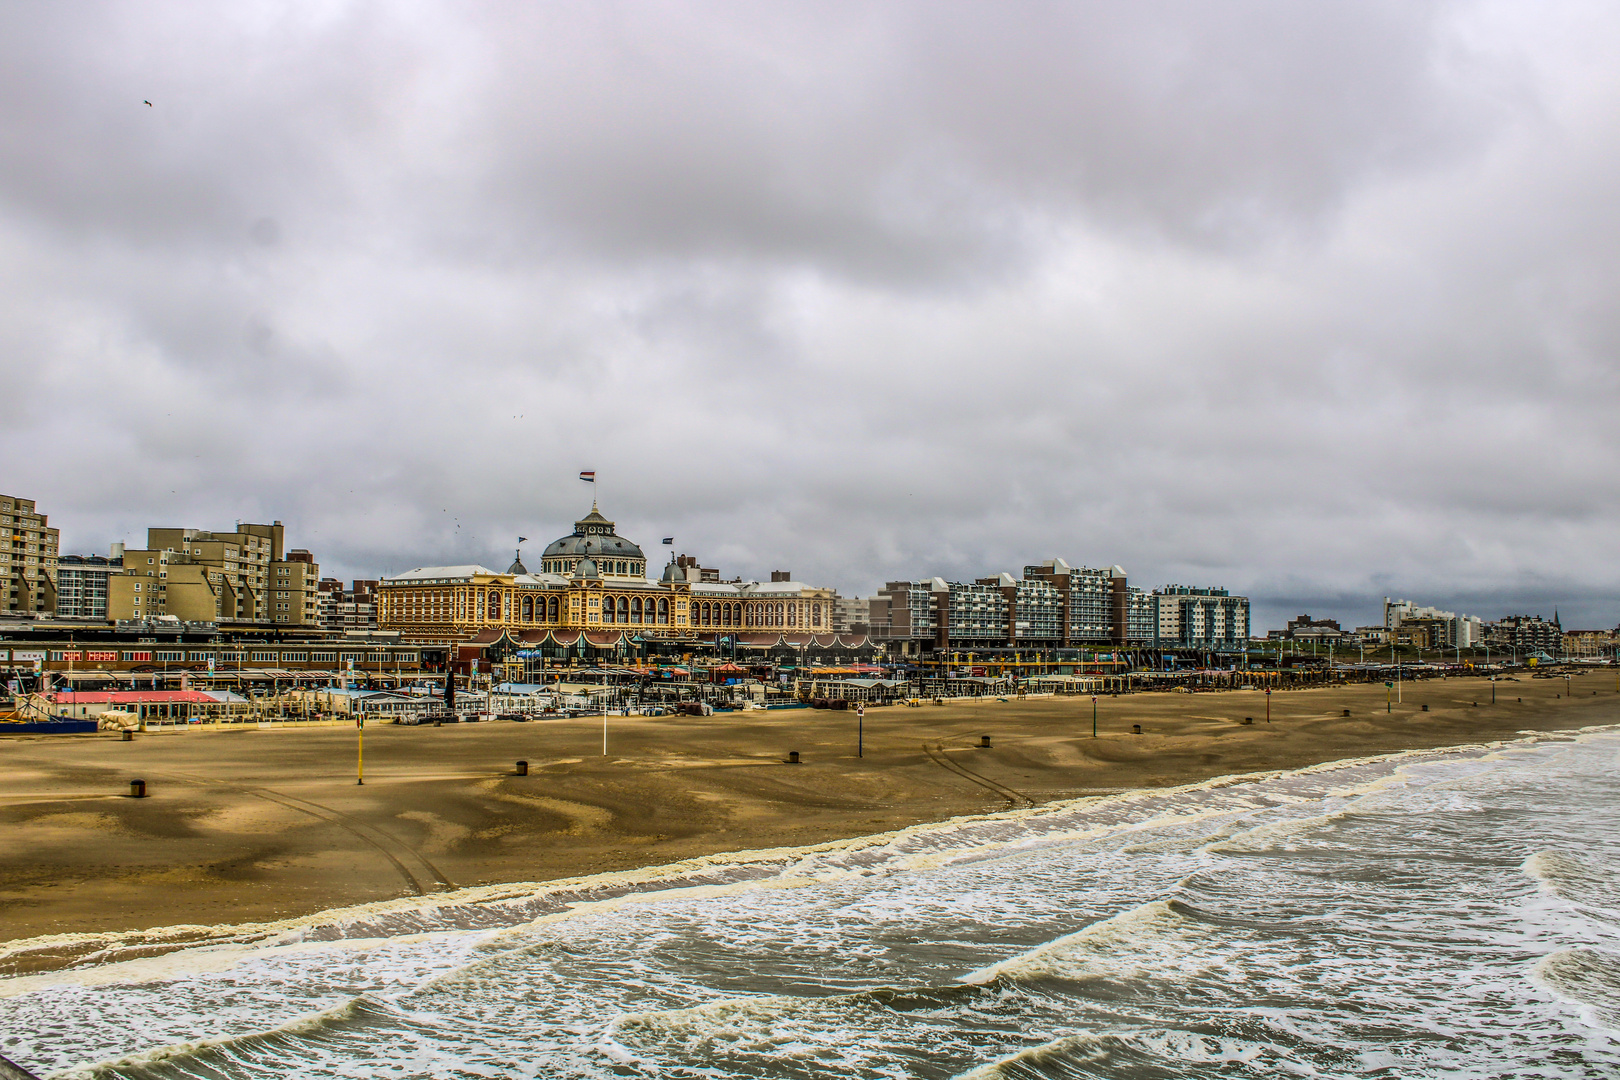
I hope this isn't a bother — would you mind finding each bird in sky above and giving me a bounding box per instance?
[143,100,151,106]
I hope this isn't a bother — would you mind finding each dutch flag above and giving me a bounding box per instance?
[579,471,595,483]
[662,537,674,545]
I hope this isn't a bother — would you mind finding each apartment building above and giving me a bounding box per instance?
[871,560,1249,653]
[107,521,321,626]
[318,578,380,631]
[1154,585,1251,649]
[1,495,60,616]
[54,553,123,618]
[830,594,870,634]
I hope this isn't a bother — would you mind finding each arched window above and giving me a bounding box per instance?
[658,597,668,623]
[548,596,559,621]
[631,597,642,623]
[617,596,629,621]
[522,595,533,622]
[601,596,614,623]
[703,602,713,626]
[812,605,822,627]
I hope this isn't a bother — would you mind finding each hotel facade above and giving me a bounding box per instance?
[377,505,837,644]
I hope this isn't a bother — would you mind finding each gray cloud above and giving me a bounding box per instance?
[4,1,1620,631]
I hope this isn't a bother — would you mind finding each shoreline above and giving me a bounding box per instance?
[2,673,1614,954]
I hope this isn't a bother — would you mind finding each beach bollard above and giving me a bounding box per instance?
[129,779,146,799]
[1241,717,1252,725]
[121,729,133,742]
[516,760,528,776]
[1342,709,1350,717]
[434,718,442,727]
[1422,704,1429,711]
[788,751,801,764]
[980,735,992,748]
[1132,724,1142,734]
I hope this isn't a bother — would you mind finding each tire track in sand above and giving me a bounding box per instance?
[921,742,1035,809]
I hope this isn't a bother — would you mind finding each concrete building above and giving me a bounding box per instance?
[54,553,123,619]
[318,577,379,631]
[1154,586,1251,649]
[831,595,870,634]
[870,560,1248,653]
[2,495,60,617]
[1485,614,1563,654]
[1383,598,1483,649]
[377,503,835,643]
[107,521,321,626]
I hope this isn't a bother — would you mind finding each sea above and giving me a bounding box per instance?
[2,725,1618,1079]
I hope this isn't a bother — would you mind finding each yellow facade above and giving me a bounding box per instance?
[378,505,834,642]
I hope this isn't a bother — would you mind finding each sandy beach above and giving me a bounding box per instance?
[1,672,1614,952]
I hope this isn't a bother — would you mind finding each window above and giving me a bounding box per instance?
[311,652,336,663]
[155,651,183,662]
[251,651,275,662]
[284,652,308,663]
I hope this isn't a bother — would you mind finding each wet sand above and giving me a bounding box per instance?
[1,672,1614,947]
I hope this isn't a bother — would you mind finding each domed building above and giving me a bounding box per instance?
[538,504,647,579]
[377,500,847,654]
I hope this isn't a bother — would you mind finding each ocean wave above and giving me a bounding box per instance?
[1535,948,1620,1030]
[958,900,1211,988]
[1523,850,1620,915]
[49,994,388,1079]
[954,1028,1290,1079]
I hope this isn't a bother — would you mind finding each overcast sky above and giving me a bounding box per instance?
[4,1,1619,631]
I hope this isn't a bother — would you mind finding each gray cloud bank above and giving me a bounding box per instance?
[4,1,1619,630]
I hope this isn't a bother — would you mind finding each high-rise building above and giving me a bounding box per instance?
[54,552,124,619]
[1,495,60,616]
[107,521,321,625]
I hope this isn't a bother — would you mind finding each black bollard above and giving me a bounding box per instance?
[129,779,146,799]
[980,735,992,748]
[121,729,133,742]
[1241,717,1252,725]
[1421,704,1429,711]
[516,760,528,776]
[788,750,800,764]
[1342,709,1350,717]
[1132,724,1142,734]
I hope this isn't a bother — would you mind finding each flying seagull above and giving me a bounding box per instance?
[144,100,151,106]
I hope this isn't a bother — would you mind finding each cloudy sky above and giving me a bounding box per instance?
[4,1,1619,631]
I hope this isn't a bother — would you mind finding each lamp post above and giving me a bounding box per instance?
[1091,694,1098,738]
